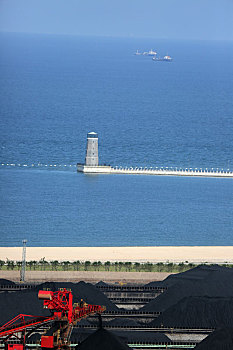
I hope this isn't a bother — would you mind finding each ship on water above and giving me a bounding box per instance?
[134,49,172,61]
[152,55,173,61]
[143,49,157,56]
[134,49,157,56]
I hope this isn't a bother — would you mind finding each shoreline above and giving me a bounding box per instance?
[0,246,233,264]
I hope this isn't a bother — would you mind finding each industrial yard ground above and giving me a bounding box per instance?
[1,264,233,349]
[0,270,172,284]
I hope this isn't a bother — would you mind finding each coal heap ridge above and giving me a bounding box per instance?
[75,328,130,350]
[0,279,15,285]
[194,327,233,350]
[0,289,51,325]
[150,296,233,328]
[177,264,232,281]
[0,281,118,325]
[35,281,118,310]
[147,264,232,287]
[104,317,139,327]
[112,330,170,343]
[141,265,233,312]
[72,328,170,347]
[95,281,108,287]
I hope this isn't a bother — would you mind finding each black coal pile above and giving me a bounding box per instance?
[141,267,233,312]
[0,290,50,325]
[72,328,170,345]
[71,328,95,344]
[75,328,130,350]
[0,281,118,325]
[113,330,170,343]
[95,281,108,287]
[149,296,233,328]
[147,264,233,287]
[36,281,118,310]
[105,317,139,327]
[76,318,91,326]
[194,327,233,350]
[0,279,15,285]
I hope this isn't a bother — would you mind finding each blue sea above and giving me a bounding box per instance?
[0,33,233,246]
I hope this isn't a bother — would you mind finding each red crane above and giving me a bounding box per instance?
[0,289,106,350]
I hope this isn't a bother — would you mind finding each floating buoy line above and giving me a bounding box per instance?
[0,163,76,169]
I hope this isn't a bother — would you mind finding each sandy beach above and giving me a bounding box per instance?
[0,246,233,263]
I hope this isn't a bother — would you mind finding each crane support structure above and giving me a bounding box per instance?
[20,239,27,282]
[0,314,55,338]
[0,288,106,350]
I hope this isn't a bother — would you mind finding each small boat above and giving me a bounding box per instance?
[152,55,173,61]
[143,49,157,56]
[163,55,173,61]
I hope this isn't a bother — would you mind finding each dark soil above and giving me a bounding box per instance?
[150,296,233,328]
[75,328,130,349]
[194,327,233,350]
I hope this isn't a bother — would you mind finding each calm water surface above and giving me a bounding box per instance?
[0,34,232,246]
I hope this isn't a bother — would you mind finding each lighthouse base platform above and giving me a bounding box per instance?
[77,164,112,173]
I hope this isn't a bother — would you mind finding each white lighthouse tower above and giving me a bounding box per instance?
[85,132,99,166]
[77,132,111,173]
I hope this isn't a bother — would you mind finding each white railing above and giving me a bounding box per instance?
[110,166,233,177]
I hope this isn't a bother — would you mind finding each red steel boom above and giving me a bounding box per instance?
[0,288,106,349]
[0,314,55,338]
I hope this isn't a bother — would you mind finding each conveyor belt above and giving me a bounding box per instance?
[96,285,167,292]
[75,324,214,334]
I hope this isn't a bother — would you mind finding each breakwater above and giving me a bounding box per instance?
[1,162,232,177]
[77,164,233,178]
[78,132,233,178]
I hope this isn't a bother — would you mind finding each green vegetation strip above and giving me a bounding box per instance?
[0,259,232,273]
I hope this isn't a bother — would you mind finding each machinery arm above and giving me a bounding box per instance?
[0,288,106,350]
[0,314,55,338]
[38,289,106,323]
[73,304,106,322]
